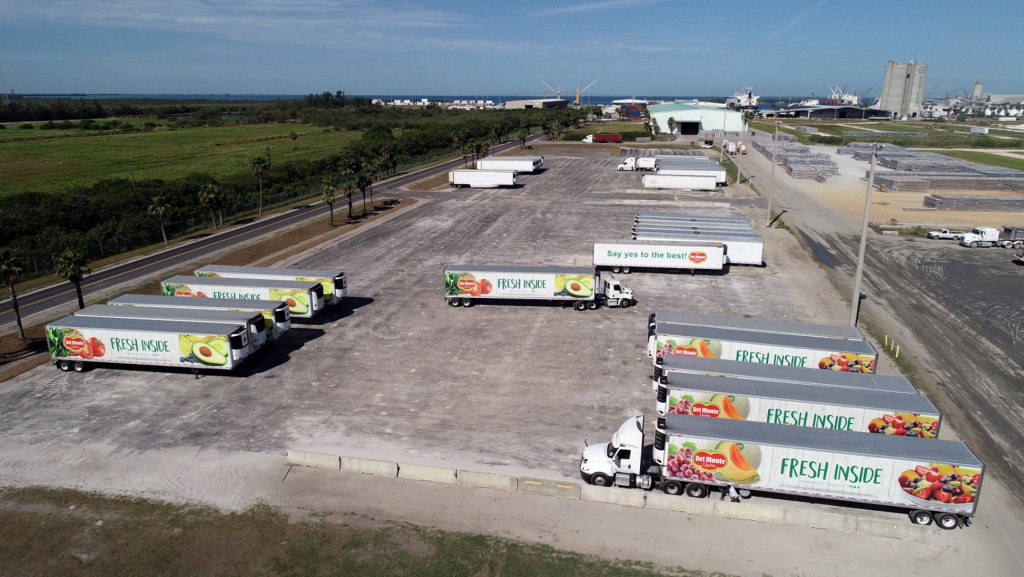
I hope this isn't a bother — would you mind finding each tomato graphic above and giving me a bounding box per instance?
[89,337,105,358]
[480,279,492,295]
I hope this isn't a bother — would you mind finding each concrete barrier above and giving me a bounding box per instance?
[783,507,858,534]
[580,485,646,508]
[285,449,340,470]
[457,470,518,492]
[398,463,457,485]
[517,477,581,500]
[713,499,785,524]
[856,517,930,541]
[646,491,716,516]
[340,457,398,477]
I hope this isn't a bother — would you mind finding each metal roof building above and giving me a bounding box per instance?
[648,101,746,136]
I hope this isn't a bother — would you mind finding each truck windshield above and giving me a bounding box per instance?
[606,443,616,459]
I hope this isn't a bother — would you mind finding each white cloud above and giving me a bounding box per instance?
[534,0,663,17]
[757,0,829,45]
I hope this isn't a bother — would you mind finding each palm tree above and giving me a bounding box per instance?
[198,183,220,229]
[321,174,338,225]
[148,196,170,244]
[289,131,298,149]
[357,170,373,212]
[55,248,91,309]
[0,247,27,340]
[251,156,269,216]
[517,127,529,148]
[667,117,677,136]
[343,180,357,220]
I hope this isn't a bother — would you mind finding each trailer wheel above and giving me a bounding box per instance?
[590,473,611,487]
[684,483,708,498]
[611,267,621,273]
[587,301,599,310]
[910,510,933,526]
[621,266,631,274]
[620,299,632,309]
[574,302,587,311]
[738,488,751,498]
[970,241,979,248]
[662,480,683,496]
[57,360,72,372]
[935,513,960,530]
[447,298,460,307]
[460,298,474,307]
[72,361,87,373]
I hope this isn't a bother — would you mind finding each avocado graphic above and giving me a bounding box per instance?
[578,276,594,289]
[280,292,309,314]
[192,340,228,366]
[564,278,593,298]
[209,338,229,356]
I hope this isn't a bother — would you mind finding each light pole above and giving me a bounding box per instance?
[765,121,781,226]
[849,144,881,327]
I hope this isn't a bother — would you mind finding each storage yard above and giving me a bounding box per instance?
[1,140,1022,576]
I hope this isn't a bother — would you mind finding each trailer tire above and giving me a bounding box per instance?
[590,473,611,487]
[57,360,72,372]
[72,361,87,373]
[621,266,631,274]
[574,302,587,311]
[685,483,708,498]
[587,301,599,310]
[447,298,460,307]
[662,480,683,496]
[611,266,621,273]
[910,510,933,526]
[935,513,959,530]
[460,298,474,307]
[970,241,979,248]
[738,488,751,498]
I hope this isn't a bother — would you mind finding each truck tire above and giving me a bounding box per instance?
[574,302,587,311]
[611,266,621,273]
[57,360,72,372]
[72,361,87,373]
[684,483,708,498]
[935,513,960,530]
[970,241,979,248]
[621,266,631,274]
[909,510,933,526]
[447,298,460,307]
[587,301,599,310]
[620,299,632,309]
[460,298,474,307]
[590,473,611,487]
[662,480,683,496]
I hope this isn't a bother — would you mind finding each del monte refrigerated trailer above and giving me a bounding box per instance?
[46,314,250,374]
[162,275,325,319]
[656,372,942,439]
[648,311,865,342]
[107,294,291,340]
[74,304,269,353]
[580,415,983,529]
[632,230,764,266]
[193,265,346,304]
[443,264,633,310]
[593,240,725,273]
[649,322,878,373]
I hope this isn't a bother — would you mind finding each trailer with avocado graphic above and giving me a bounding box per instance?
[580,416,983,529]
[656,372,942,439]
[161,275,324,319]
[443,265,634,310]
[193,265,347,304]
[593,240,725,273]
[74,304,269,354]
[45,314,250,374]
[107,294,291,340]
[649,322,878,374]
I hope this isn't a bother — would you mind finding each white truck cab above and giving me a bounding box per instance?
[959,227,1000,247]
[601,276,634,307]
[580,415,649,488]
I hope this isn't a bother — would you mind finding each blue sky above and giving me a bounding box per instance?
[1,0,1020,98]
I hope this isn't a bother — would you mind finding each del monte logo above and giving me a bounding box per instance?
[689,402,721,418]
[457,278,477,291]
[692,450,728,472]
[689,252,708,264]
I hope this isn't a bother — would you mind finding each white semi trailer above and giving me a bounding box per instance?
[161,275,325,319]
[641,174,718,191]
[632,231,764,266]
[74,304,269,353]
[443,264,633,310]
[617,157,659,171]
[108,294,291,340]
[593,240,725,273]
[448,169,519,188]
[476,156,545,173]
[193,265,347,304]
[648,311,865,342]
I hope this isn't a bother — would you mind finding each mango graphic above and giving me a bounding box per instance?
[192,340,228,366]
[713,441,761,484]
[688,338,722,359]
[708,393,749,419]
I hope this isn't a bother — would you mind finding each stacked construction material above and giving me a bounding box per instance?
[838,144,1024,193]
[923,194,1024,211]
[840,131,928,138]
[754,140,838,181]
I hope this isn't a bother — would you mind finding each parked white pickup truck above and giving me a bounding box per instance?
[926,228,965,240]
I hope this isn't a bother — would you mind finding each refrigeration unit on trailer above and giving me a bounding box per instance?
[641,174,718,191]
[649,322,878,373]
[194,264,346,304]
[632,231,764,266]
[593,240,725,273]
[476,156,545,173]
[648,311,865,342]
[652,355,918,394]
[107,294,291,340]
[580,415,983,529]
[443,264,633,310]
[46,314,250,374]
[74,304,268,353]
[656,372,942,438]
[162,275,324,319]
[448,169,519,188]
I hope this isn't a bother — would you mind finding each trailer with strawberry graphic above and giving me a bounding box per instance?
[443,264,634,310]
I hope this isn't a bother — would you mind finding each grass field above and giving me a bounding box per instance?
[932,149,1024,171]
[0,123,363,196]
[750,119,1024,149]
[0,487,690,577]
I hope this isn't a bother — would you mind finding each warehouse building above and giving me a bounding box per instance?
[648,101,746,136]
[503,98,568,110]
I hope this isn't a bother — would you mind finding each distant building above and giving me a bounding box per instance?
[504,98,567,110]
[877,60,928,118]
[648,101,745,135]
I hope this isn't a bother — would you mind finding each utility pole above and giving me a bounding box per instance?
[849,144,881,327]
[765,121,780,226]
[265,146,272,170]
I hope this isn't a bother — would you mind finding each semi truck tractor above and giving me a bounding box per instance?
[656,372,942,439]
[582,133,622,143]
[652,355,918,395]
[476,156,544,173]
[449,169,519,188]
[593,240,725,273]
[193,265,347,304]
[632,231,764,266]
[649,322,878,373]
[617,157,659,171]
[958,226,1024,248]
[46,314,250,374]
[580,415,983,529]
[162,275,325,319]
[443,265,633,310]
[108,294,291,340]
[648,311,864,342]
[74,304,268,353]
[641,174,718,191]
